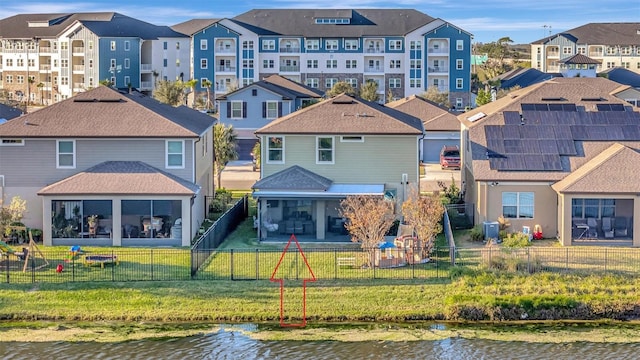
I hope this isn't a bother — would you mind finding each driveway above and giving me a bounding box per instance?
[420,163,461,193]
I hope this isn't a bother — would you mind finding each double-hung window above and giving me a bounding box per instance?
[325,40,338,50]
[306,39,319,50]
[262,40,275,50]
[316,137,334,163]
[200,39,207,50]
[231,101,244,119]
[57,140,75,168]
[201,59,207,69]
[502,192,534,219]
[267,136,284,163]
[166,140,184,168]
[265,101,278,119]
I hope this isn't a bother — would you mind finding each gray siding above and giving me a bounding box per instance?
[218,87,295,135]
[0,138,194,187]
[262,135,419,183]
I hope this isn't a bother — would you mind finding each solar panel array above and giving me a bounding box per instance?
[484,104,640,171]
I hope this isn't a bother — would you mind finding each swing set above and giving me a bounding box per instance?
[0,227,49,272]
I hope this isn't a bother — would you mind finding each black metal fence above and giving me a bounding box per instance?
[445,203,474,230]
[191,195,249,276]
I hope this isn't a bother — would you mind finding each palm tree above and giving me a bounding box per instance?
[213,123,238,189]
[184,79,198,107]
[153,80,185,106]
[201,79,213,112]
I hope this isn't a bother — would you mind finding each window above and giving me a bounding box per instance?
[317,137,334,163]
[57,140,75,168]
[60,42,68,51]
[410,60,421,69]
[340,136,363,142]
[28,59,34,67]
[267,136,284,163]
[17,59,24,67]
[265,101,278,119]
[166,140,184,168]
[389,40,402,50]
[502,192,534,219]
[572,199,615,218]
[242,59,254,68]
[5,59,12,67]
[326,59,337,69]
[306,39,319,50]
[230,101,244,118]
[61,59,68,68]
[622,62,630,69]
[61,77,68,85]
[124,76,130,85]
[344,39,358,50]
[242,41,254,49]
[4,75,11,84]
[0,139,24,146]
[263,60,274,69]
[456,78,463,89]
[110,41,116,51]
[577,47,586,55]
[621,46,631,55]
[563,46,572,55]
[163,59,167,67]
[390,60,401,69]
[325,39,338,50]
[606,62,615,69]
[200,39,207,50]
[345,60,357,69]
[110,58,116,70]
[262,40,275,50]
[306,78,319,88]
[456,40,463,51]
[456,59,463,70]
[606,46,617,55]
[124,58,130,69]
[176,42,180,50]
[410,41,421,50]
[325,77,338,89]
[389,78,401,88]
[201,59,207,69]
[16,75,24,84]
[456,98,463,109]
[307,59,318,68]
[124,41,130,51]
[346,78,357,88]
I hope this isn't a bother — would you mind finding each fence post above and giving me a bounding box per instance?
[412,247,415,279]
[151,249,154,281]
[527,248,531,274]
[373,249,376,279]
[450,246,455,266]
[334,249,338,280]
[604,248,607,272]
[111,250,115,281]
[295,250,299,280]
[566,248,569,271]
[256,249,259,280]
[4,254,9,284]
[436,247,439,279]
[230,249,234,280]
[72,254,75,282]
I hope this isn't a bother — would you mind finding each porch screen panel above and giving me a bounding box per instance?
[601,199,615,218]
[584,199,599,218]
[572,199,583,218]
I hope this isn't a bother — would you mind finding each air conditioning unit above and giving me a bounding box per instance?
[483,221,500,241]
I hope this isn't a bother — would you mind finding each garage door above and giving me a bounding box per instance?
[423,139,459,163]
[237,139,258,161]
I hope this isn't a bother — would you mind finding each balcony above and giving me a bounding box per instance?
[72,65,84,72]
[215,85,229,92]
[427,66,448,73]
[365,48,384,54]
[141,64,152,72]
[217,66,236,73]
[216,47,236,54]
[40,47,52,53]
[364,66,384,73]
[73,82,84,90]
[140,81,153,90]
[73,47,85,54]
[546,51,559,58]
[279,65,300,72]
[279,47,300,53]
[40,65,51,71]
[428,47,449,54]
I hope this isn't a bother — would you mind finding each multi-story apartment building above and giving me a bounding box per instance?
[0,12,189,104]
[531,23,640,74]
[174,9,472,109]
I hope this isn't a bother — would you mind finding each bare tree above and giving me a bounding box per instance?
[401,186,445,258]
[339,195,396,266]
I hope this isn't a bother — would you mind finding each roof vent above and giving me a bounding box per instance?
[581,97,604,101]
[541,97,566,101]
[467,112,486,122]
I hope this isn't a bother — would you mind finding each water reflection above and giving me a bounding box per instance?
[0,327,639,360]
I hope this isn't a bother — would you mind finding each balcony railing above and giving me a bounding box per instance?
[40,65,51,71]
[428,66,448,73]
[589,51,604,57]
[72,65,84,71]
[40,47,52,53]
[364,66,384,73]
[279,65,300,72]
[141,64,152,71]
[215,86,228,92]
[365,48,384,53]
[140,81,153,89]
[73,82,84,89]
[73,47,85,53]
[547,51,559,57]
[216,47,236,54]
[428,47,449,54]
[217,66,236,72]
[279,47,300,53]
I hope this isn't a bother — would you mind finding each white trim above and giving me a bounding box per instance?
[0,139,24,146]
[340,135,364,143]
[265,100,278,119]
[56,139,76,169]
[316,136,335,164]
[165,140,185,169]
[230,100,243,119]
[266,136,285,164]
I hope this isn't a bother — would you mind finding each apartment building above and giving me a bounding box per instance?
[0,12,189,104]
[531,23,640,74]
[175,9,472,109]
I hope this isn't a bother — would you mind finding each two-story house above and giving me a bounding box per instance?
[0,12,189,104]
[252,93,423,241]
[531,23,640,74]
[216,75,324,159]
[177,9,472,108]
[0,86,215,247]
[459,77,640,247]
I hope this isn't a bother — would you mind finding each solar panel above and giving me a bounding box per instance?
[537,126,556,139]
[538,140,559,154]
[562,104,577,112]
[521,104,536,111]
[519,139,541,153]
[556,140,577,155]
[534,104,549,111]
[504,139,523,153]
[519,126,539,139]
[503,112,522,125]
[548,103,564,111]
[502,125,521,139]
[605,126,625,140]
[484,125,502,141]
[597,103,626,111]
[554,126,573,139]
[570,125,589,140]
[622,125,640,140]
[542,154,563,171]
[486,138,505,154]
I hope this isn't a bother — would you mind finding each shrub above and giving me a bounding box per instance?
[502,232,531,248]
[498,230,508,240]
[469,225,484,242]
[209,189,233,213]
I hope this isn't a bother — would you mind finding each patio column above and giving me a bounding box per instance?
[559,193,572,246]
[315,200,326,240]
[112,199,122,246]
[634,197,640,247]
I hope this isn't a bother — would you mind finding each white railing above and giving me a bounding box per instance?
[141,64,152,71]
[40,47,52,53]
[73,65,84,71]
[279,65,300,72]
[428,47,449,54]
[73,47,85,53]
[365,48,384,53]
[364,66,383,73]
[428,66,448,73]
[217,66,236,72]
[216,47,236,54]
[40,65,51,71]
[140,81,153,89]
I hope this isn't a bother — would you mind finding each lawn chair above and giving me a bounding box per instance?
[614,217,628,237]
[586,218,598,238]
[602,217,614,238]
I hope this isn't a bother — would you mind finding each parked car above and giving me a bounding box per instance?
[440,145,460,169]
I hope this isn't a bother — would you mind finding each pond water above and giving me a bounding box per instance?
[1,325,639,359]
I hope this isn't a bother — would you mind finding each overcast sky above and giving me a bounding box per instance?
[2,0,639,44]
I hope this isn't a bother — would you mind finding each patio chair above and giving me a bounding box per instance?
[285,220,295,235]
[602,217,615,238]
[614,217,628,237]
[294,221,304,234]
[586,218,598,238]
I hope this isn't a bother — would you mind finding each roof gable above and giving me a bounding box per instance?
[252,165,333,190]
[387,95,459,131]
[256,94,423,135]
[0,86,215,138]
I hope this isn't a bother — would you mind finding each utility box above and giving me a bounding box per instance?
[483,221,500,241]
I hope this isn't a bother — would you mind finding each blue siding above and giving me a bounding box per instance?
[99,38,141,88]
[193,23,239,84]
[385,37,404,53]
[424,24,472,93]
[218,86,296,131]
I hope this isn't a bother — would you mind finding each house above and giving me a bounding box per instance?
[599,67,640,91]
[252,93,423,240]
[459,77,640,247]
[216,75,323,159]
[386,95,460,163]
[0,86,215,246]
[180,9,472,107]
[0,12,189,103]
[0,103,23,123]
[531,22,640,74]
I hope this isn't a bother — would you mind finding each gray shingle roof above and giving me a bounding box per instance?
[387,95,459,132]
[252,165,333,190]
[81,13,188,39]
[231,9,435,37]
[256,93,423,135]
[532,23,640,45]
[217,75,323,101]
[0,86,215,138]
[558,54,601,65]
[38,161,200,195]
[171,19,221,36]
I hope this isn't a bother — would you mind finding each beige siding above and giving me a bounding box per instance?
[262,135,419,184]
[194,128,214,197]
